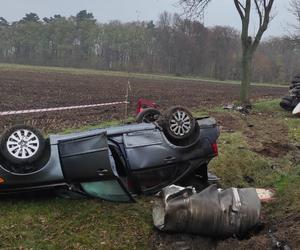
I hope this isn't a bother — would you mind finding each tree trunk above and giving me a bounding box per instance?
[240,49,253,104]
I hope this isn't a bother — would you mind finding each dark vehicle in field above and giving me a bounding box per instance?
[280,74,300,111]
[0,106,219,202]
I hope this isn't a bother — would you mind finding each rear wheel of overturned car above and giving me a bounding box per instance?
[280,99,294,111]
[280,96,299,111]
[161,106,198,146]
[0,125,45,165]
[136,108,162,123]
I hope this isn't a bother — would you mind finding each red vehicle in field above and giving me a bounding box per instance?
[136,98,161,123]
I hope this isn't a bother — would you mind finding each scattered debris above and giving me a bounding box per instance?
[256,188,275,203]
[268,229,291,250]
[243,175,255,184]
[223,104,234,110]
[207,172,220,182]
[153,184,261,238]
[223,104,251,114]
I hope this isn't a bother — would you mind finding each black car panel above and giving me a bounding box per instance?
[123,129,163,148]
[124,131,178,171]
[133,163,189,193]
[59,132,114,183]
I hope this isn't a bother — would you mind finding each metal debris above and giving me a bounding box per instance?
[256,188,275,203]
[223,104,251,114]
[153,184,261,237]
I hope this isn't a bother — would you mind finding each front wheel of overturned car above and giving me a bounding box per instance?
[161,106,199,146]
[0,125,46,165]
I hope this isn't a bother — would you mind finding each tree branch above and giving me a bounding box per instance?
[179,0,211,19]
[240,0,251,49]
[252,0,275,51]
[254,0,263,28]
[234,0,245,20]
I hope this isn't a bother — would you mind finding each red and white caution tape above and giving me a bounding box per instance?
[0,101,129,116]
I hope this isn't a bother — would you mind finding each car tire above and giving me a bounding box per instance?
[280,99,294,111]
[279,95,299,111]
[136,108,162,123]
[161,106,198,146]
[0,125,45,165]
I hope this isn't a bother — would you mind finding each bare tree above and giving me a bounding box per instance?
[180,0,275,104]
[291,0,300,24]
[290,0,300,40]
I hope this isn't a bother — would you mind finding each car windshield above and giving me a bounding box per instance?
[81,180,132,202]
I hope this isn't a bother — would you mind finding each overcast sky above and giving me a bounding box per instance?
[0,0,296,37]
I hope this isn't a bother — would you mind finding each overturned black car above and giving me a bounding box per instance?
[0,106,219,202]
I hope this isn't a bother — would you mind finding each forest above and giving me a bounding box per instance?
[0,10,299,83]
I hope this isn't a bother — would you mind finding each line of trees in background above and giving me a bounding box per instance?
[0,10,299,83]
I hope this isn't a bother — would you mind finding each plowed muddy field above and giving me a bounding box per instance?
[0,69,286,132]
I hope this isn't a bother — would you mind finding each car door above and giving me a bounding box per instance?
[123,129,190,194]
[58,132,134,202]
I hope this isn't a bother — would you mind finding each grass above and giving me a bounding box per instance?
[0,197,153,249]
[271,170,300,215]
[0,98,300,248]
[0,63,288,88]
[252,98,300,141]
[209,99,300,219]
[286,118,300,141]
[210,132,281,188]
[253,99,283,112]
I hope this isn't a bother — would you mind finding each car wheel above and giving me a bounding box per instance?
[279,96,297,111]
[136,108,162,123]
[162,106,198,145]
[0,125,45,165]
[280,100,294,111]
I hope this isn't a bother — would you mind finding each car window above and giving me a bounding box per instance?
[81,180,132,202]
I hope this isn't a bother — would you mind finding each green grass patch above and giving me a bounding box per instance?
[253,99,283,113]
[210,130,300,218]
[0,197,153,249]
[275,174,300,194]
[270,169,300,215]
[208,99,300,218]
[285,117,300,141]
[210,132,282,188]
[192,105,231,117]
[252,98,300,142]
